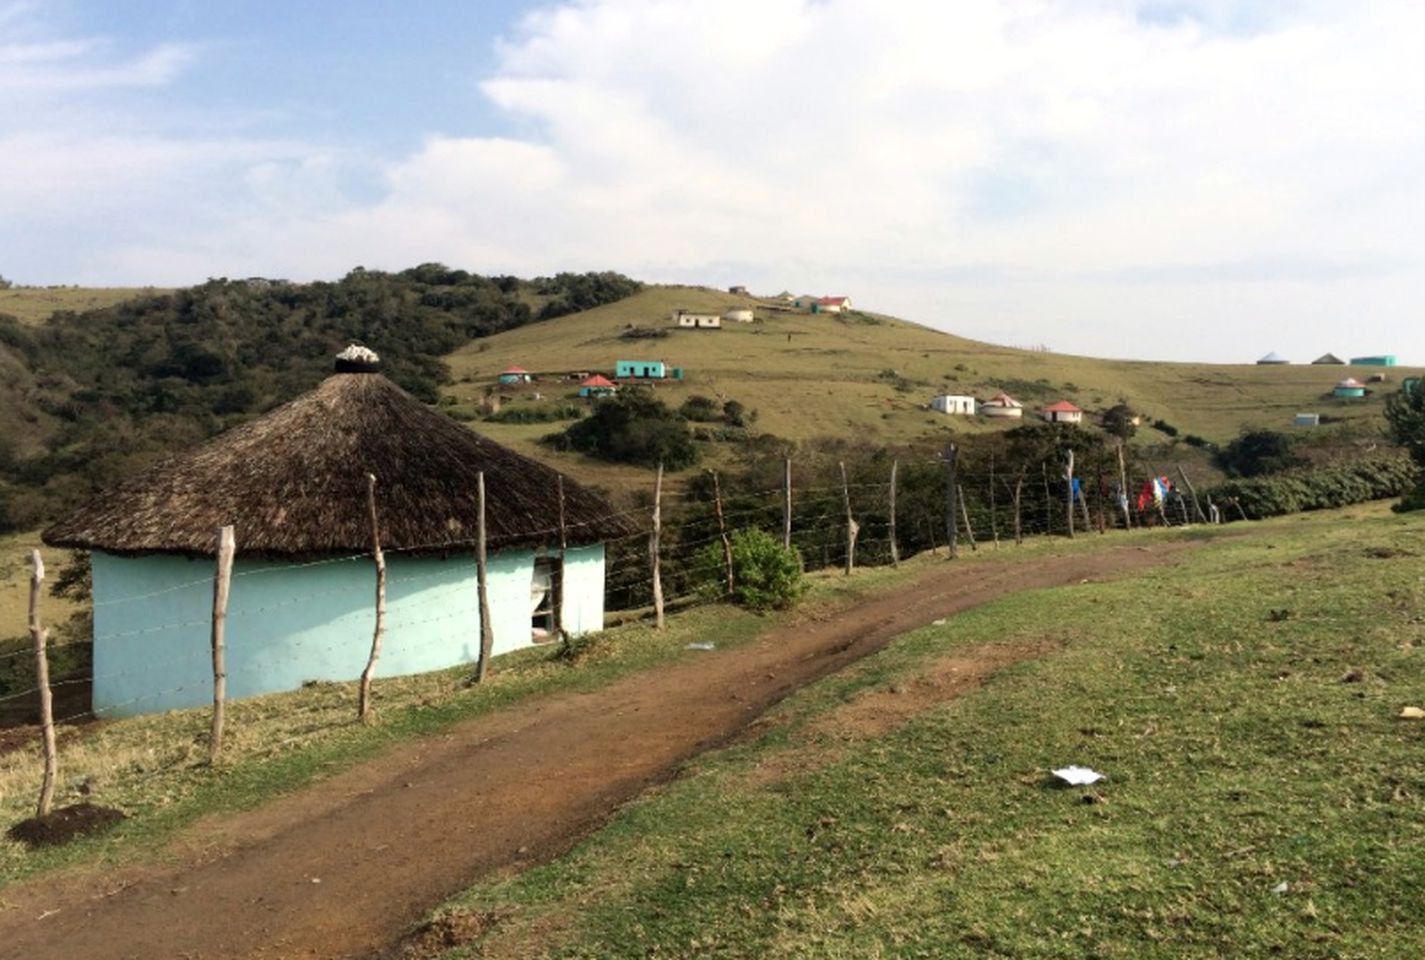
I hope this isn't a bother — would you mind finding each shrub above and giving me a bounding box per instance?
[547,392,699,470]
[1207,453,1417,520]
[679,395,722,422]
[697,528,805,612]
[484,403,583,424]
[1214,428,1306,477]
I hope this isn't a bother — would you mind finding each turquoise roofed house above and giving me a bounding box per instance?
[42,346,634,718]
[1349,355,1396,366]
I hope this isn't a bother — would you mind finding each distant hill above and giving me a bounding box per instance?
[445,285,1418,482]
[0,286,173,325]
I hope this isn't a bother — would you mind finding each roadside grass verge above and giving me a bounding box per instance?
[0,532,1127,888]
[429,503,1425,959]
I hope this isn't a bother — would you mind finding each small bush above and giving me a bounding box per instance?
[697,528,805,612]
[1207,453,1417,520]
[484,403,584,424]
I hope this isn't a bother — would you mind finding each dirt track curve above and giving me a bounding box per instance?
[0,542,1191,960]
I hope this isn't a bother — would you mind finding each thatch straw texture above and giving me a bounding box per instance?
[43,373,634,557]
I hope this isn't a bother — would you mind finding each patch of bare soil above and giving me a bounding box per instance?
[743,640,1061,787]
[6,803,126,849]
[0,541,1194,960]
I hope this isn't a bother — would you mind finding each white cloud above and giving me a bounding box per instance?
[4,0,1425,362]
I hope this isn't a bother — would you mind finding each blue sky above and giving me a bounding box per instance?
[2,0,1422,364]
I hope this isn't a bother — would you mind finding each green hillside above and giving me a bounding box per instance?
[445,285,1417,479]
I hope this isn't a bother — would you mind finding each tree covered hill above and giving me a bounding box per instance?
[0,266,641,532]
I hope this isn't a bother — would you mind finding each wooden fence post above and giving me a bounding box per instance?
[651,462,665,629]
[209,526,235,762]
[555,475,568,652]
[958,485,978,551]
[1041,462,1053,536]
[473,471,494,683]
[1010,472,1025,546]
[888,458,900,568]
[710,470,734,594]
[358,477,385,721]
[1095,450,1107,533]
[30,550,57,818]
[989,452,1000,549]
[782,456,792,550]
[1116,441,1133,530]
[1064,450,1076,539]
[944,442,958,559]
[839,461,859,575]
[1177,466,1209,524]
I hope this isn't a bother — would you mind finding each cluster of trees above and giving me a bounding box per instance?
[1385,383,1425,511]
[544,393,758,471]
[0,266,641,532]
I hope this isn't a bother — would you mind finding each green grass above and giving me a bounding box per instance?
[0,286,170,325]
[428,503,1425,959]
[441,285,1418,494]
[0,545,988,888]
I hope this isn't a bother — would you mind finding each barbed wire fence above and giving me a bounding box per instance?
[2,450,1219,821]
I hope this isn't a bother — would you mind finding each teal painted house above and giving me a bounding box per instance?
[1333,377,1367,398]
[1349,356,1396,366]
[44,349,632,718]
[616,359,666,379]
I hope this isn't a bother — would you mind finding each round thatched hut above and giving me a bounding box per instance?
[43,349,632,718]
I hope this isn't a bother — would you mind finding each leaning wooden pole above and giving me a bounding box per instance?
[209,526,235,762]
[958,485,978,552]
[555,475,568,652]
[782,456,792,550]
[1041,462,1054,536]
[711,470,734,595]
[1116,440,1133,530]
[989,452,1000,549]
[944,441,958,559]
[1012,472,1025,546]
[358,476,385,721]
[1177,466,1209,524]
[30,550,57,817]
[1063,450,1076,540]
[888,458,900,568]
[839,461,859,575]
[473,472,495,683]
[651,462,665,629]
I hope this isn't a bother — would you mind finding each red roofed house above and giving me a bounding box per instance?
[1041,400,1083,424]
[815,296,852,314]
[498,366,533,385]
[579,374,618,398]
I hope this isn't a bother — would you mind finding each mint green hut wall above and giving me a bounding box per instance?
[90,544,605,717]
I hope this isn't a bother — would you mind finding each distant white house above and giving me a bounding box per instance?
[980,392,1023,419]
[672,310,722,329]
[932,395,976,416]
[1294,413,1321,427]
[816,296,852,313]
[723,307,754,323]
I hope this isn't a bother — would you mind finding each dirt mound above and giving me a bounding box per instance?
[7,803,126,848]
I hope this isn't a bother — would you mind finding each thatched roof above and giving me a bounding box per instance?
[44,372,634,558]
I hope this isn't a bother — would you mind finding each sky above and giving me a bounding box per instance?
[1,0,1422,364]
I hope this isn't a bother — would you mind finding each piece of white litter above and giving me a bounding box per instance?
[686,642,716,651]
[1399,706,1425,720]
[1051,766,1104,786]
[1271,881,1289,895]
[932,618,947,626]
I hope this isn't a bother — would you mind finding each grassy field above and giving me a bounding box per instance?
[424,502,1425,959]
[0,533,79,644]
[443,285,1417,493]
[0,286,169,325]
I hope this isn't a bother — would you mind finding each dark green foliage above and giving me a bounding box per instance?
[483,404,584,424]
[1183,434,1214,450]
[721,399,751,427]
[1384,384,1425,511]
[1101,402,1138,440]
[679,395,722,422]
[1207,453,1416,519]
[1150,418,1179,437]
[697,527,805,611]
[0,267,640,531]
[1214,428,1308,477]
[548,392,699,470]
[620,325,669,340]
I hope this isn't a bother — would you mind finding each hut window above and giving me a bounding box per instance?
[531,557,559,643]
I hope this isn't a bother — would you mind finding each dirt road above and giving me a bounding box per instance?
[0,543,1189,960]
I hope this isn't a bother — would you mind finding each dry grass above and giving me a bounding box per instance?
[443,284,1419,494]
[0,287,169,325]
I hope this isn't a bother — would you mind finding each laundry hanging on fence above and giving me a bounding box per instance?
[1136,476,1173,511]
